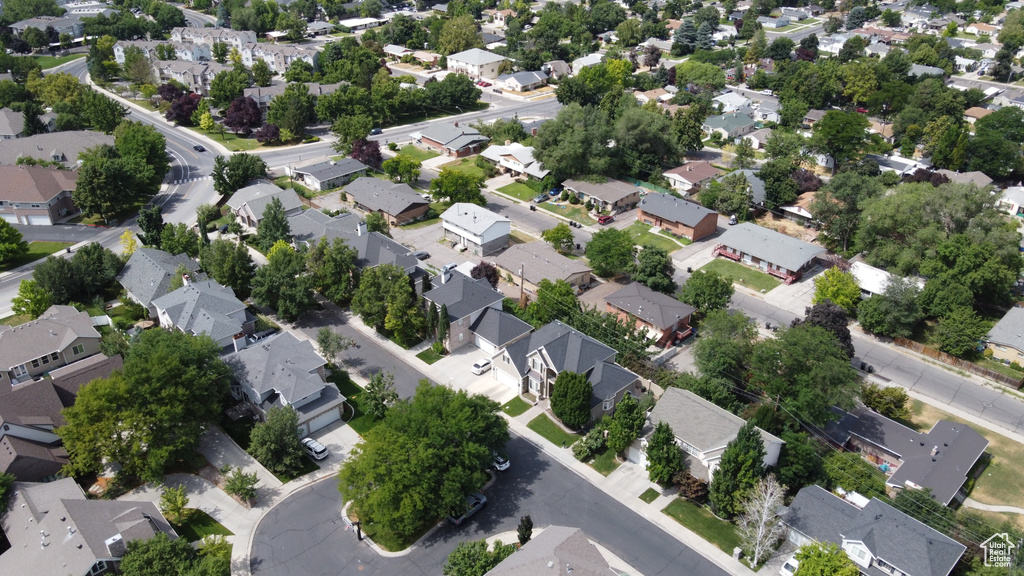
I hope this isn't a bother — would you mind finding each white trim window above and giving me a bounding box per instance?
[73,344,85,356]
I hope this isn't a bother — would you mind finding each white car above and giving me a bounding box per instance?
[471,359,492,375]
[492,452,510,471]
[779,554,799,576]
[301,437,329,460]
[761,89,774,96]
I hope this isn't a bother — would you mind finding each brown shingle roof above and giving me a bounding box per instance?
[0,165,77,203]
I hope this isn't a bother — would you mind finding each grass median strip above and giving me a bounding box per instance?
[663,498,741,554]
[527,413,580,447]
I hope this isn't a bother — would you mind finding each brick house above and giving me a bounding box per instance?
[605,282,695,346]
[636,192,719,242]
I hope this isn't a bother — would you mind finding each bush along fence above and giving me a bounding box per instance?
[893,337,1024,389]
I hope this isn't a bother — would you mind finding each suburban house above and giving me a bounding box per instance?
[821,406,989,506]
[935,169,993,188]
[998,187,1024,217]
[743,127,774,149]
[446,48,507,79]
[417,123,490,157]
[0,354,121,481]
[224,332,346,435]
[756,15,790,28]
[714,169,767,207]
[634,86,670,104]
[963,106,993,124]
[629,388,783,479]
[496,70,548,91]
[491,320,641,422]
[485,525,626,575]
[424,269,531,353]
[605,282,695,346]
[0,164,78,225]
[702,112,757,140]
[803,109,828,128]
[562,179,641,213]
[713,222,826,284]
[243,82,345,116]
[779,191,815,225]
[492,242,593,295]
[0,107,25,139]
[118,248,206,317]
[783,486,966,576]
[0,130,112,168]
[909,63,946,78]
[383,43,413,59]
[0,305,101,388]
[966,22,997,35]
[849,260,924,298]
[663,162,723,194]
[0,478,179,576]
[170,26,257,47]
[289,158,368,192]
[712,91,750,113]
[152,280,251,350]
[541,60,571,80]
[151,60,231,96]
[344,178,430,226]
[479,142,549,179]
[987,307,1024,364]
[10,15,86,38]
[571,53,603,74]
[636,192,719,242]
[227,181,304,231]
[240,43,318,74]
[440,202,511,256]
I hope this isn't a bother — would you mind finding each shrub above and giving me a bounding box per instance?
[387,142,398,151]
[674,469,708,503]
[431,340,445,355]
[585,200,594,211]
[572,427,606,461]
[560,190,570,202]
[568,194,580,205]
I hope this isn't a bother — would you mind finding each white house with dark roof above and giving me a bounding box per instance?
[227,181,304,231]
[492,242,593,295]
[440,203,511,256]
[223,332,345,435]
[117,248,205,317]
[424,269,530,353]
[344,177,431,226]
[605,282,695,345]
[417,123,490,157]
[986,307,1024,364]
[479,142,548,179]
[629,387,782,479]
[0,305,101,388]
[152,280,250,349]
[496,70,548,91]
[783,486,966,576]
[713,222,826,284]
[446,48,507,79]
[290,158,367,192]
[663,162,723,193]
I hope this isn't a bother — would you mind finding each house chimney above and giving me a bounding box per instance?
[441,270,451,284]
[357,221,367,236]
[233,333,247,352]
[931,445,939,456]
[182,273,190,286]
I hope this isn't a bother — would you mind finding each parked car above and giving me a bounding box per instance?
[471,359,491,375]
[855,107,869,113]
[447,493,487,526]
[301,437,329,460]
[411,250,430,260]
[441,262,458,274]
[479,81,492,87]
[548,188,561,197]
[760,89,773,96]
[218,224,229,233]
[492,452,510,471]
[597,214,614,225]
[779,555,799,576]
[729,214,738,225]
[193,145,205,152]
[369,127,383,135]
[533,194,548,203]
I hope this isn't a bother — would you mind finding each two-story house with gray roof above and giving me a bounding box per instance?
[0,164,79,225]
[418,123,490,158]
[227,181,304,231]
[223,332,345,435]
[713,222,826,284]
[492,320,641,422]
[986,307,1024,364]
[783,485,966,576]
[344,178,430,226]
[440,202,511,256]
[446,48,507,79]
[117,247,206,317]
[630,387,782,479]
[0,305,101,388]
[605,282,695,346]
[637,192,719,241]
[290,158,367,192]
[1,478,178,576]
[423,269,531,353]
[0,130,113,168]
[152,279,252,350]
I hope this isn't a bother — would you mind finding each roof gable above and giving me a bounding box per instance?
[717,222,825,271]
[117,248,205,308]
[637,192,718,227]
[605,282,695,330]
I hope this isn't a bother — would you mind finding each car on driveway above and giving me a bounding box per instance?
[447,493,487,526]
[193,145,205,152]
[779,554,798,576]
[533,194,548,203]
[471,359,491,375]
[301,437,329,460]
[411,250,430,260]
[597,214,614,225]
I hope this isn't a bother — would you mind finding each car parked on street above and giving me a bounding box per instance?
[301,437,329,460]
[193,145,205,152]
[447,493,487,526]
[369,127,383,135]
[471,359,491,375]
[597,214,614,225]
[492,452,509,471]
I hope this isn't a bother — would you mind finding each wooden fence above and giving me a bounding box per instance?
[893,337,1024,389]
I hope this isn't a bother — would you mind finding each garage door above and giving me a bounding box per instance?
[306,408,341,434]
[474,334,496,355]
[0,214,15,223]
[494,367,519,390]
[26,215,52,225]
[627,441,646,467]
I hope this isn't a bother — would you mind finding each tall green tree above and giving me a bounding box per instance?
[429,168,486,206]
[351,264,410,331]
[330,114,373,155]
[812,111,870,173]
[541,222,575,253]
[199,238,255,300]
[256,196,291,250]
[857,276,923,338]
[812,266,860,315]
[936,306,988,357]
[113,121,168,191]
[364,371,399,420]
[793,542,859,576]
[443,539,515,576]
[211,153,268,196]
[306,237,359,304]
[74,145,155,221]
[585,228,636,278]
[678,269,734,314]
[692,309,756,380]
[11,279,52,318]
[0,219,28,265]
[731,137,756,170]
[249,406,306,476]
[708,422,766,518]
[810,170,884,253]
[606,393,645,454]
[549,371,593,430]
[252,242,316,321]
[160,222,200,258]
[646,421,683,485]
[629,246,676,294]
[382,155,421,183]
[267,81,315,137]
[209,69,252,109]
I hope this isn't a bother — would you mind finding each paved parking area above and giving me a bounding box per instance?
[578,277,627,311]
[303,415,362,469]
[422,344,518,404]
[763,265,821,316]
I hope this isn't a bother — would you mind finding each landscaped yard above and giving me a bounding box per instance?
[1,241,72,272]
[527,414,580,447]
[32,53,85,69]
[220,417,255,451]
[539,202,596,225]
[625,221,685,253]
[329,371,380,436]
[415,349,443,364]
[186,127,262,152]
[273,176,316,199]
[501,396,532,417]
[663,498,741,554]
[398,145,440,164]
[441,157,489,180]
[172,509,233,543]
[273,455,320,483]
[639,488,660,504]
[589,447,621,476]
[699,258,781,293]
[498,182,543,202]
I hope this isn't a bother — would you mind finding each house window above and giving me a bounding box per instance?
[30,204,40,208]
[31,359,40,368]
[528,376,540,391]
[12,364,27,377]
[502,354,510,364]
[458,332,464,342]
[50,352,59,362]
[458,318,464,326]
[73,344,85,356]
[603,400,612,411]
[41,355,50,365]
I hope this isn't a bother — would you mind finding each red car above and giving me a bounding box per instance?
[855,107,869,113]
[479,81,491,87]
[597,215,614,225]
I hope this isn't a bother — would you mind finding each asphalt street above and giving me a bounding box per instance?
[251,434,727,576]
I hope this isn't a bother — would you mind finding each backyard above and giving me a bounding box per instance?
[539,202,596,225]
[625,221,686,253]
[699,258,781,293]
[397,145,439,164]
[0,241,71,272]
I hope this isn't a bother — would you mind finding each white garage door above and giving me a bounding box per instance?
[474,334,496,355]
[494,367,519,390]
[26,215,52,225]
[0,214,15,223]
[627,442,646,467]
[306,408,341,434]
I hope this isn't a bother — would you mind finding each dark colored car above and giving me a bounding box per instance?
[369,127,383,135]
[193,145,205,152]
[597,214,614,225]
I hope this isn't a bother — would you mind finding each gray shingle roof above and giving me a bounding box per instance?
[0,107,25,137]
[469,307,532,348]
[988,307,1024,352]
[784,485,864,546]
[0,378,67,428]
[151,280,246,342]
[491,242,591,285]
[0,306,100,371]
[715,169,766,204]
[0,130,113,167]
[117,248,205,309]
[648,388,781,453]
[294,158,367,181]
[440,202,510,236]
[637,192,718,227]
[227,181,303,221]
[822,407,989,505]
[419,123,490,153]
[703,112,755,133]
[717,222,826,272]
[448,47,507,66]
[287,210,421,272]
[344,177,429,217]
[424,271,504,320]
[562,178,640,204]
[487,525,611,576]
[605,282,695,331]
[223,332,327,406]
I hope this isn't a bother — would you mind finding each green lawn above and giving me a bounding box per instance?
[0,241,72,272]
[441,157,489,179]
[639,488,660,504]
[273,176,316,199]
[527,414,580,448]
[273,456,320,483]
[659,229,693,246]
[501,396,532,417]
[172,509,233,543]
[398,145,440,163]
[185,127,262,152]
[329,371,381,436]
[625,221,685,254]
[700,258,781,293]
[498,182,544,202]
[415,349,444,364]
[32,53,85,69]
[663,498,741,554]
[590,447,621,476]
[539,202,596,225]
[0,313,31,326]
